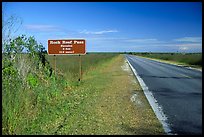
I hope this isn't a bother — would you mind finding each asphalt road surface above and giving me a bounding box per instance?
[126,54,202,135]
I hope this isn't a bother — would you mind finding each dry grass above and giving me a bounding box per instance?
[92,55,165,135]
[2,53,165,135]
[56,54,165,135]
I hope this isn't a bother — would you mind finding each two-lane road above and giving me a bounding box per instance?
[126,55,202,135]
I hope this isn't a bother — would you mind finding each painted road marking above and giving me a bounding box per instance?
[179,73,192,78]
[133,55,193,79]
[126,56,175,135]
[135,55,202,72]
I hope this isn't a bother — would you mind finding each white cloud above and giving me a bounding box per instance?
[56,37,85,40]
[24,24,60,32]
[176,43,201,51]
[87,37,165,44]
[79,29,118,35]
[176,43,201,47]
[125,38,158,43]
[86,37,125,41]
[172,37,202,52]
[173,37,202,43]
[179,47,188,51]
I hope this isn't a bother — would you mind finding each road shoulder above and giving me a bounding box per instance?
[47,54,165,135]
[134,55,202,72]
[92,55,165,134]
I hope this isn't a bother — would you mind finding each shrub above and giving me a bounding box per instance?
[27,73,39,88]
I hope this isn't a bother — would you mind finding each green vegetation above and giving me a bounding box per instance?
[47,53,117,82]
[2,35,52,134]
[130,52,202,67]
[2,34,118,134]
[2,36,164,134]
[2,15,163,134]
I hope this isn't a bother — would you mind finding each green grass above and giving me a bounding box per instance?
[132,53,202,67]
[3,53,164,135]
[2,53,118,135]
[47,53,117,82]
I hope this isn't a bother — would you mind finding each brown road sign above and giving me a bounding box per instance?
[48,39,86,55]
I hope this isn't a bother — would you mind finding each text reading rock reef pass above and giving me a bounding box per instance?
[48,39,86,55]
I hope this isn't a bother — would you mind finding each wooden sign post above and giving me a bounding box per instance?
[54,55,56,76]
[79,54,82,81]
[48,39,86,81]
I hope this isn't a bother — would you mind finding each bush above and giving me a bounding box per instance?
[2,34,55,135]
[27,73,39,88]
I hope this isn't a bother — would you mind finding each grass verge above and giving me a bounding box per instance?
[53,54,165,135]
[3,54,165,135]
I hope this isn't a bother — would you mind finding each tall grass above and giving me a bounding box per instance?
[2,53,117,135]
[47,53,117,81]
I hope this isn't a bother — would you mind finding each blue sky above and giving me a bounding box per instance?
[2,2,202,52]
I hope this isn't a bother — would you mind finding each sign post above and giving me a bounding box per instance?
[48,39,86,81]
[54,55,56,76]
[79,54,82,81]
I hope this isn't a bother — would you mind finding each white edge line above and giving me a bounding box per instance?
[135,55,202,72]
[178,65,202,72]
[125,56,174,135]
